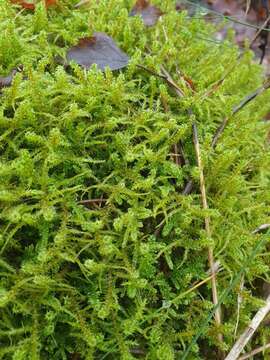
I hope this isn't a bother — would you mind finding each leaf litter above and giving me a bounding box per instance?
[129,0,163,26]
[66,33,129,71]
[10,0,57,10]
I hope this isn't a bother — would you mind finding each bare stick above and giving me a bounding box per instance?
[192,123,223,344]
[225,295,270,360]
[238,343,270,360]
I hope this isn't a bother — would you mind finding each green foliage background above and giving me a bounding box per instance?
[0,0,270,359]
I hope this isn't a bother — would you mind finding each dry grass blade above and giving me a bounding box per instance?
[234,276,245,338]
[225,295,270,360]
[245,0,251,17]
[238,343,270,360]
[170,262,222,305]
[252,223,270,234]
[74,0,90,8]
[192,123,223,346]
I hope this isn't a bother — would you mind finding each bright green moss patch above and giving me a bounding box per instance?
[0,1,270,359]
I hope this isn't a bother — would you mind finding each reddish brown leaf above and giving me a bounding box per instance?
[10,0,35,9]
[10,0,57,10]
[66,33,129,71]
[129,0,163,27]
[45,0,56,6]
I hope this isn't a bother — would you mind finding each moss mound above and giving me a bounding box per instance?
[0,1,270,359]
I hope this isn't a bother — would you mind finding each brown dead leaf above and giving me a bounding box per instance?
[10,0,57,10]
[66,33,129,71]
[129,0,163,26]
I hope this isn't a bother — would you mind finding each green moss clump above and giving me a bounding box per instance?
[0,1,270,359]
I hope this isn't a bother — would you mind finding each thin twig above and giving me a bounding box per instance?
[160,65,185,97]
[181,0,270,32]
[200,63,238,101]
[136,64,167,80]
[211,79,270,148]
[250,14,270,47]
[150,65,193,194]
[192,123,223,345]
[78,198,107,206]
[225,295,270,360]
[183,79,270,195]
[238,343,270,360]
[183,76,270,197]
[137,64,185,97]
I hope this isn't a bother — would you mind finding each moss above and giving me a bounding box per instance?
[0,0,270,359]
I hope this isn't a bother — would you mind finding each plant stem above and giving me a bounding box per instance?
[192,122,223,346]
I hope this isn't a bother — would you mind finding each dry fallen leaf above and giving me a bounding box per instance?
[10,0,57,10]
[66,33,129,71]
[129,0,163,26]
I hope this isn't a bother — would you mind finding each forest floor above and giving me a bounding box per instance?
[178,0,270,72]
